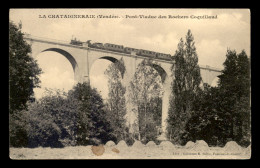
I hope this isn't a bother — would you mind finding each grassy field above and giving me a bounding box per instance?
[9,141,251,159]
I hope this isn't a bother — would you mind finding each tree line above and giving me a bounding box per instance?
[9,21,250,148]
[167,30,250,147]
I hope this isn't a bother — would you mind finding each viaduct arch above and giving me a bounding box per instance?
[24,34,221,140]
[41,48,79,73]
[91,56,125,79]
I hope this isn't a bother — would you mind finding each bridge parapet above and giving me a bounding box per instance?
[24,34,68,44]
[199,65,222,72]
[23,34,90,50]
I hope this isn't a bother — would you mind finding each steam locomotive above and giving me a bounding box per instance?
[70,39,83,46]
[70,39,172,61]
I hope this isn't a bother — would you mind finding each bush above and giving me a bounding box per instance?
[22,89,79,147]
[9,112,28,147]
[13,83,115,148]
[10,81,170,147]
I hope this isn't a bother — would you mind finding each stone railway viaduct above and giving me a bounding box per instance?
[24,35,222,140]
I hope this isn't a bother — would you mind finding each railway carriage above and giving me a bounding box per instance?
[90,42,105,49]
[104,43,124,52]
[137,49,157,58]
[124,47,140,54]
[156,53,172,60]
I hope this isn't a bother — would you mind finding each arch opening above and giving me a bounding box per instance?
[33,50,76,100]
[131,60,171,140]
[98,56,125,78]
[41,48,79,73]
[99,56,118,63]
[129,60,167,141]
[138,60,168,85]
[151,64,168,84]
[149,64,170,141]
[89,56,124,99]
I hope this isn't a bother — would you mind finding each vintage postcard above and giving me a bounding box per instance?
[9,8,251,159]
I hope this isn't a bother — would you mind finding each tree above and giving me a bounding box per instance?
[218,49,250,145]
[9,21,42,147]
[104,58,127,142]
[68,82,114,145]
[186,49,250,147]
[167,30,202,145]
[9,21,42,113]
[129,59,163,142]
[186,85,231,146]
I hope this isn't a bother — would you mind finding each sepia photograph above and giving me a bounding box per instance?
[9,8,251,159]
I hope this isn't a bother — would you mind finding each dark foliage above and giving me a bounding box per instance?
[11,83,114,148]
[68,82,114,145]
[9,21,42,113]
[14,90,78,147]
[186,49,250,147]
[9,21,42,147]
[218,49,250,146]
[167,30,201,145]
[186,86,230,146]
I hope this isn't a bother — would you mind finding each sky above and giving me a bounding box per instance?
[10,9,250,99]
